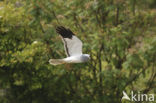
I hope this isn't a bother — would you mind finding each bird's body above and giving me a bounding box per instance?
[49,54,89,65]
[49,26,90,65]
[64,54,90,63]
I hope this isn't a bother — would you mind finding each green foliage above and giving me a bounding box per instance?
[0,0,156,103]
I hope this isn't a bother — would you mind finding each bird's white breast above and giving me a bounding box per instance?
[64,55,89,63]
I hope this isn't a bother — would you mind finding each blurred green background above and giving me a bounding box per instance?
[0,0,156,103]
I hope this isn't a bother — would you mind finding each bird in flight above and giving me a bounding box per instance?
[49,26,90,65]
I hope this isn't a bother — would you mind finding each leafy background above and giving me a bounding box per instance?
[0,0,156,103]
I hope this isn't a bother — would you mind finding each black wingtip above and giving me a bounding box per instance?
[56,26,74,39]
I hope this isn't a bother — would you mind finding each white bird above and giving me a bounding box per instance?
[49,26,90,65]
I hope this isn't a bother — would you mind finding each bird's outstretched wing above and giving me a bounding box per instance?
[56,26,83,57]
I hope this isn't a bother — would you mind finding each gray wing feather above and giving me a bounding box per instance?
[56,26,83,57]
[61,37,70,57]
[63,36,83,56]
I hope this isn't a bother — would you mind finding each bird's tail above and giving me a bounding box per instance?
[49,59,65,65]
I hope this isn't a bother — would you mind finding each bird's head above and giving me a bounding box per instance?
[83,54,90,59]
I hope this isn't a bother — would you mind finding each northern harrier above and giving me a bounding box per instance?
[49,26,90,65]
